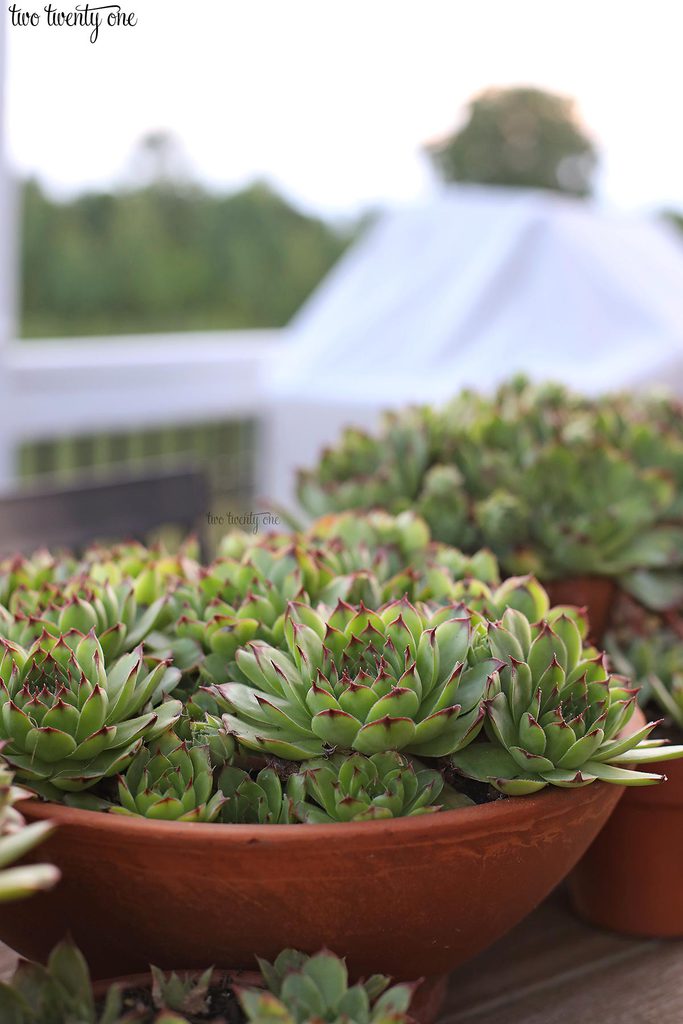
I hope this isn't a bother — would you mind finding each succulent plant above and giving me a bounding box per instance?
[207,597,498,760]
[449,608,683,794]
[0,549,78,608]
[0,938,125,1024]
[296,377,683,607]
[216,750,469,825]
[0,940,414,1024]
[0,631,182,795]
[0,753,59,902]
[239,948,414,1024]
[167,513,503,694]
[288,751,470,822]
[111,729,227,821]
[0,577,171,662]
[218,764,297,824]
[80,536,201,599]
[606,604,683,732]
[150,965,215,1017]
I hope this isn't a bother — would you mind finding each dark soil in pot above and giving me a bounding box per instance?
[91,969,446,1024]
[92,970,257,1024]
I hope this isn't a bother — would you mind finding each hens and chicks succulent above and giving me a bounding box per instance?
[0,507,678,826]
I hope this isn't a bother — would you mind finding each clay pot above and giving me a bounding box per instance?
[545,576,617,642]
[91,969,446,1024]
[569,754,683,937]
[3,780,626,983]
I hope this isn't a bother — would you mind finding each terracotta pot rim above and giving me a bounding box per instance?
[22,780,611,842]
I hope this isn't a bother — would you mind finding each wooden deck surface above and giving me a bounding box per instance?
[1,890,681,1020]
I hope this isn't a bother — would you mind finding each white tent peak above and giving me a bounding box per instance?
[262,185,683,508]
[271,184,683,402]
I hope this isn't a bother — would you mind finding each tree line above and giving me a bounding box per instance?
[19,177,351,338]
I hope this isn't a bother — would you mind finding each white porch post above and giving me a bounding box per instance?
[0,9,17,486]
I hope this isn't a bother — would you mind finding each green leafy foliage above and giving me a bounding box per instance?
[427,86,597,196]
[20,176,348,338]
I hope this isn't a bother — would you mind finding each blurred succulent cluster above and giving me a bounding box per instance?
[0,940,415,1024]
[297,377,683,609]
[606,597,683,734]
[164,510,500,688]
[0,509,679,825]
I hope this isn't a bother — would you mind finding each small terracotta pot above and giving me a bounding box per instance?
[545,576,617,643]
[91,969,446,1024]
[4,778,626,983]
[569,754,683,937]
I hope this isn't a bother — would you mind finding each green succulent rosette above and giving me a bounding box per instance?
[0,631,182,795]
[296,377,683,607]
[112,729,226,822]
[215,750,472,825]
[80,537,201,599]
[168,514,504,690]
[449,608,683,794]
[288,751,471,823]
[0,550,78,608]
[218,765,297,824]
[239,948,414,1024]
[607,616,683,732]
[0,940,414,1024]
[0,578,171,662]
[207,597,498,760]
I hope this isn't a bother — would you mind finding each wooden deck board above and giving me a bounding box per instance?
[441,889,680,1023]
[2,890,682,1020]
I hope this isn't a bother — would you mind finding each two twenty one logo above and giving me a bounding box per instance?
[8,4,138,44]
[206,511,281,535]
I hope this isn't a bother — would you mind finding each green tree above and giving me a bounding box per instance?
[19,171,350,338]
[428,87,597,197]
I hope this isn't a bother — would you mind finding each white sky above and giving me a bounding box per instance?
[4,0,683,217]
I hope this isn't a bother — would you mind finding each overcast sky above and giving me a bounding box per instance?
[4,0,683,217]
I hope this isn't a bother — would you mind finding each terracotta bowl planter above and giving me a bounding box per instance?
[2,780,626,984]
[569,754,683,937]
[90,970,446,1024]
[545,576,617,643]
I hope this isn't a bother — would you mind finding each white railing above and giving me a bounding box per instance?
[0,331,284,487]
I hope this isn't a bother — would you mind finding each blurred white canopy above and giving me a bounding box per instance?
[263,186,683,508]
